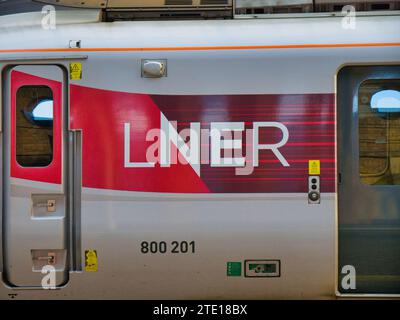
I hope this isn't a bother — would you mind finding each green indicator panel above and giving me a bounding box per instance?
[227,262,242,277]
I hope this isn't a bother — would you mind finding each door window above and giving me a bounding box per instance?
[15,85,54,167]
[359,80,400,185]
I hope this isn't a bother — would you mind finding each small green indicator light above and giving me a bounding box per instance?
[227,261,242,277]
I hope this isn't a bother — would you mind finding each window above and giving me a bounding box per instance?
[359,80,400,185]
[16,86,54,167]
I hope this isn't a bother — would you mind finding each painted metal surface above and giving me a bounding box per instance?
[0,13,399,298]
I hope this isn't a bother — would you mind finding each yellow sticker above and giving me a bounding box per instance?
[85,249,98,272]
[70,62,82,80]
[309,160,321,175]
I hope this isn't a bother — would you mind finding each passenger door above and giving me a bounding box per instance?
[2,65,69,287]
[337,65,400,295]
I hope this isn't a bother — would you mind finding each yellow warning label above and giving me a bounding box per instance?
[70,62,82,80]
[85,249,98,272]
[309,160,321,175]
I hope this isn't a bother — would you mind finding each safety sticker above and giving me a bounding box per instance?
[227,261,242,277]
[308,160,320,175]
[85,249,98,272]
[70,62,82,80]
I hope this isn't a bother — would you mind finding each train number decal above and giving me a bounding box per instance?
[140,241,196,254]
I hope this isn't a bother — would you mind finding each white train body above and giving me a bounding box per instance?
[0,5,399,299]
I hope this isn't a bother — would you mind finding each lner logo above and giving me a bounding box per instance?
[124,114,289,176]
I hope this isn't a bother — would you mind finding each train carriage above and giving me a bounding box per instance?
[0,0,399,299]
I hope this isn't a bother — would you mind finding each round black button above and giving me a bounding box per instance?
[308,191,320,202]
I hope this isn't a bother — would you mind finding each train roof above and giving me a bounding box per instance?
[1,0,400,22]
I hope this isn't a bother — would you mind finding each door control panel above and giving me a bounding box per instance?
[308,175,320,204]
[244,260,280,277]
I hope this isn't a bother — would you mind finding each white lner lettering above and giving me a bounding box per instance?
[253,122,290,167]
[160,114,201,175]
[124,123,155,168]
[210,122,245,167]
[124,116,290,176]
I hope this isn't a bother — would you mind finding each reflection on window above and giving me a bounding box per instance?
[16,86,54,167]
[359,80,400,185]
[371,89,400,113]
[32,99,54,121]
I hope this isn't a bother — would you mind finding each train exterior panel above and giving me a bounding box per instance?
[0,10,399,299]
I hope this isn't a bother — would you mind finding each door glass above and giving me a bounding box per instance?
[16,85,54,167]
[359,80,400,185]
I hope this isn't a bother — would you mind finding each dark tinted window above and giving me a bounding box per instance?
[359,80,400,185]
[16,85,54,167]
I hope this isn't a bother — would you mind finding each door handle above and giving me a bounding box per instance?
[34,200,56,212]
[36,253,56,265]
